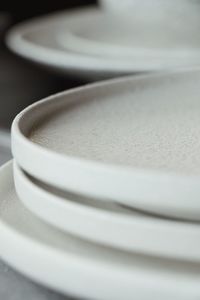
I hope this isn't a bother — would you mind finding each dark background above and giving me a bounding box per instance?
[0,0,98,128]
[0,0,97,23]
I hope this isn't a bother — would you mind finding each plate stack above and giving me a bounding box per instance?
[0,70,200,299]
[2,1,200,299]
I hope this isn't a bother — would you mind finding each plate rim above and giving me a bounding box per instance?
[13,160,200,261]
[11,71,200,214]
[1,161,199,300]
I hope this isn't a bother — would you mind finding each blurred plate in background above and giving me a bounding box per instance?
[58,6,200,60]
[6,7,200,79]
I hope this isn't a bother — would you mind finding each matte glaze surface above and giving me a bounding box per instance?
[14,161,200,260]
[59,2,200,60]
[7,8,200,78]
[1,162,200,299]
[30,74,200,175]
[12,72,200,220]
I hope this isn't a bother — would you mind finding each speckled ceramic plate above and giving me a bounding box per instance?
[14,161,200,261]
[12,71,200,221]
[2,161,200,300]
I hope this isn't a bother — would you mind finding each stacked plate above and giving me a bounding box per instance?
[3,1,200,299]
[1,70,200,299]
[6,0,200,79]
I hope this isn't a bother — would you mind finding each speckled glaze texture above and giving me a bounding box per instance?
[30,73,200,176]
[12,72,200,219]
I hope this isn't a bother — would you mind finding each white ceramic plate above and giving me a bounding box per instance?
[100,0,198,14]
[58,4,200,61]
[2,161,200,299]
[100,0,137,11]
[6,8,200,79]
[12,71,200,221]
[14,161,200,261]
[0,130,11,166]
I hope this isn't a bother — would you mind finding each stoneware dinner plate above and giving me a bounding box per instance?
[2,162,200,299]
[11,71,200,221]
[14,161,200,261]
[6,7,200,79]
